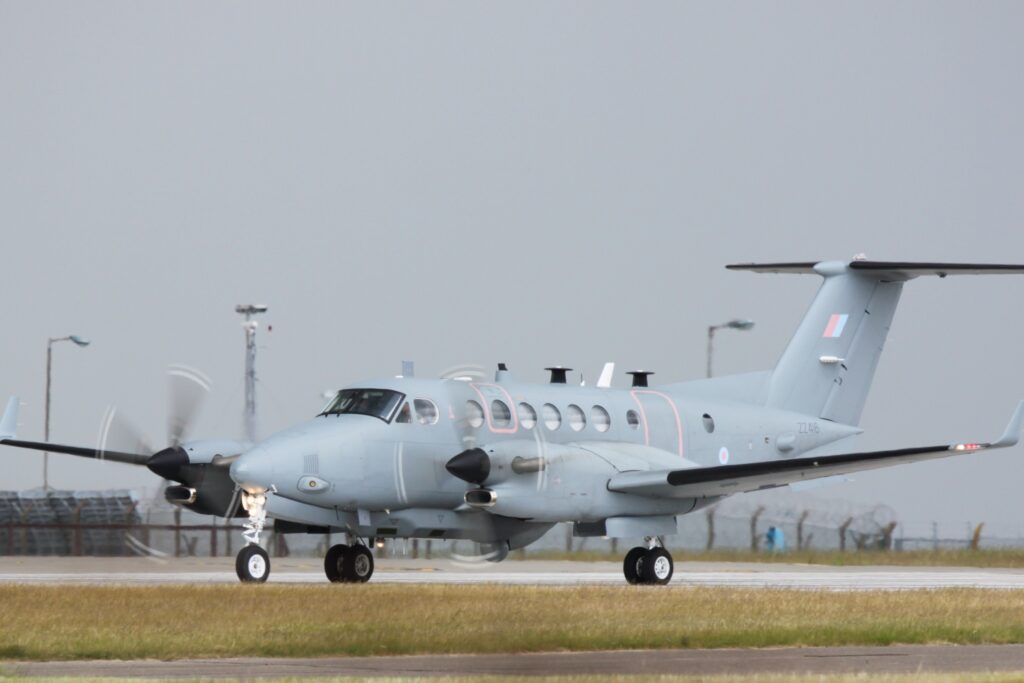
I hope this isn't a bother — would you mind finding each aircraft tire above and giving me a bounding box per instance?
[623,546,647,585]
[642,547,673,585]
[324,544,349,583]
[236,544,270,583]
[342,544,374,583]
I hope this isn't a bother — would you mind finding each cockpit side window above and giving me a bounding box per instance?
[395,402,412,423]
[321,388,405,422]
[414,399,438,425]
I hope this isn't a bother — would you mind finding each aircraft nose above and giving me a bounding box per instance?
[230,446,275,492]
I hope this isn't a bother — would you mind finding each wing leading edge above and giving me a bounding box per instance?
[608,401,1024,499]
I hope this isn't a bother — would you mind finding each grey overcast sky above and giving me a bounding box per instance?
[2,1,1023,536]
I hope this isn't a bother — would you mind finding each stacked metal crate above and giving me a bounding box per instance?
[0,491,18,554]
[15,490,68,555]
[79,490,138,555]
[0,490,140,556]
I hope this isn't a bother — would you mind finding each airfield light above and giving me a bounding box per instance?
[706,319,755,378]
[44,334,93,489]
[236,304,268,443]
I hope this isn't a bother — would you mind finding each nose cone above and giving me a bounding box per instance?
[230,446,275,492]
[146,446,189,480]
[445,448,490,484]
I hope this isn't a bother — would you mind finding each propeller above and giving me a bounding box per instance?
[440,364,551,563]
[93,365,242,518]
[436,365,505,561]
[166,364,211,447]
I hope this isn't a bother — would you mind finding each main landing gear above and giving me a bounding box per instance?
[324,543,375,583]
[236,490,271,583]
[623,540,674,586]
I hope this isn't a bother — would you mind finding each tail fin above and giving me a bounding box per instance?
[727,260,1024,426]
[0,397,19,440]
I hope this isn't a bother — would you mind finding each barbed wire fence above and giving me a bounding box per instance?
[0,488,1017,557]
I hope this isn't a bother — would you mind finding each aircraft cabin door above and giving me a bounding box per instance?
[630,390,684,457]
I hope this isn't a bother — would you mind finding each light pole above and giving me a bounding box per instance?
[44,334,91,489]
[235,305,267,443]
[706,319,754,378]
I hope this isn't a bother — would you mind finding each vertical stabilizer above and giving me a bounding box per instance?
[764,262,902,425]
[726,259,1024,426]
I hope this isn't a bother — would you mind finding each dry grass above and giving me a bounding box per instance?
[531,549,1024,568]
[3,585,1024,660]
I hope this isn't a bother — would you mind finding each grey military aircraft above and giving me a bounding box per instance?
[3,259,1023,585]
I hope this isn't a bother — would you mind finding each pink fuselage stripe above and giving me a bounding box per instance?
[470,383,519,434]
[629,392,651,448]
[631,389,685,457]
[823,314,839,338]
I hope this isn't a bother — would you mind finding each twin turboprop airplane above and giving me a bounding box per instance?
[2,259,1023,585]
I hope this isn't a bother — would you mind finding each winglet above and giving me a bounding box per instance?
[597,362,615,389]
[991,400,1024,448]
[0,397,19,440]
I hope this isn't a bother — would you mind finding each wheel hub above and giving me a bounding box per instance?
[248,554,267,579]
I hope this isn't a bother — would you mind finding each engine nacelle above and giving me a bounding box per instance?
[446,441,564,487]
[179,439,248,465]
[152,439,247,518]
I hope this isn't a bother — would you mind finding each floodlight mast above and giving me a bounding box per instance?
[706,318,754,378]
[235,305,267,443]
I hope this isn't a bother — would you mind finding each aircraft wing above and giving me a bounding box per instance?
[0,397,150,465]
[0,438,151,465]
[607,401,1024,499]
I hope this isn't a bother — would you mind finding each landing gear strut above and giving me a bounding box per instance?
[236,491,270,583]
[324,542,375,583]
[623,539,674,585]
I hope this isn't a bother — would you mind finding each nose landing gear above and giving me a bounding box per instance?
[623,538,674,585]
[236,544,270,583]
[324,542,375,583]
[236,491,271,583]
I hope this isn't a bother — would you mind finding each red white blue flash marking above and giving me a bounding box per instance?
[823,314,849,338]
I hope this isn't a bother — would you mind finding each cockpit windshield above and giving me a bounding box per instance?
[320,389,405,422]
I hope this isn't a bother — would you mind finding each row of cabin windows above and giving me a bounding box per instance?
[394,397,715,436]
[467,399,643,434]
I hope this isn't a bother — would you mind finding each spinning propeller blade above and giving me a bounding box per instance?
[166,364,212,447]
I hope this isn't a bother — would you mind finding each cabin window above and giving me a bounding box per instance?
[626,409,640,430]
[591,405,610,432]
[518,402,537,429]
[566,404,586,432]
[395,402,412,424]
[414,399,438,425]
[491,400,512,428]
[542,403,561,431]
[466,400,485,429]
[702,413,715,433]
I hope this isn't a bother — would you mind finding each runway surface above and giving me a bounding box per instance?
[10,644,1024,678]
[2,557,1024,590]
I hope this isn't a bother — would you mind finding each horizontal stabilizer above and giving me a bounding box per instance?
[726,262,819,274]
[608,401,1024,499]
[727,260,1024,278]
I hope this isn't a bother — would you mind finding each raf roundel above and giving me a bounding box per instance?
[718,447,729,465]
